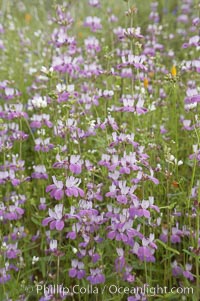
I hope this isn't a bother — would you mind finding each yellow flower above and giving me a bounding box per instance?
[25,13,32,23]
[78,32,83,38]
[143,78,149,88]
[171,65,177,77]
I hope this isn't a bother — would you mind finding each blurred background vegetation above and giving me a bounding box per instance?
[0,0,196,88]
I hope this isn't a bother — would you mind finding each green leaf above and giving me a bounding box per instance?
[31,217,42,226]
[160,202,177,210]
[156,239,180,255]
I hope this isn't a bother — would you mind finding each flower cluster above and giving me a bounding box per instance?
[0,1,199,301]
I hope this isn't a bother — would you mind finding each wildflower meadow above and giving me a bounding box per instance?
[0,0,200,300]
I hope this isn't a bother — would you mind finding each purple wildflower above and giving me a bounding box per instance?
[183,264,194,281]
[32,165,48,179]
[5,243,20,259]
[171,260,183,277]
[115,248,125,272]
[84,16,102,32]
[69,260,85,279]
[42,204,64,231]
[69,155,83,174]
[87,268,105,284]
[65,176,84,197]
[0,268,11,284]
[132,235,156,262]
[46,176,64,200]
[119,54,147,71]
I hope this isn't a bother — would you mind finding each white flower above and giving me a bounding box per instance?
[72,247,78,254]
[32,256,39,265]
[56,83,66,93]
[50,240,57,251]
[31,95,47,108]
[67,85,74,93]
[5,87,14,96]
[41,66,48,73]
[41,66,53,75]
[177,160,183,166]
[193,144,198,152]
